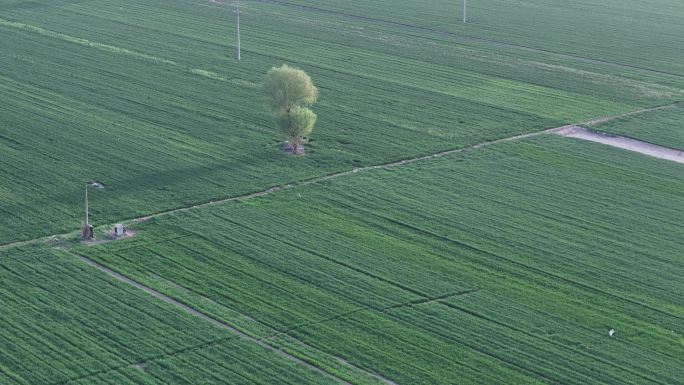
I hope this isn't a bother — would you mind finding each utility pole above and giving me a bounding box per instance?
[84,184,89,227]
[82,184,93,240]
[463,0,467,23]
[235,1,241,60]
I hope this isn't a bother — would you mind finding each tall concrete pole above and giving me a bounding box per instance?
[84,184,89,226]
[235,2,241,60]
[463,0,467,23]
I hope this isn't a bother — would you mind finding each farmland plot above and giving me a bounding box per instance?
[0,245,342,385]
[280,0,684,77]
[78,136,684,384]
[1,0,682,244]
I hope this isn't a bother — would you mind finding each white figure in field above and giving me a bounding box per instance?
[608,328,615,337]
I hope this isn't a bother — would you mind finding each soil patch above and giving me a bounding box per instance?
[552,126,684,164]
[280,142,305,155]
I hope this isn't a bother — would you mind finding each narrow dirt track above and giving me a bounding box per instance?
[552,126,684,164]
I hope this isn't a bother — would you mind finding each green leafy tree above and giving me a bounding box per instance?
[264,64,318,154]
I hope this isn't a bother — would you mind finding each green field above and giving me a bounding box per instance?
[76,137,684,385]
[1,0,683,384]
[591,103,684,149]
[1,0,683,244]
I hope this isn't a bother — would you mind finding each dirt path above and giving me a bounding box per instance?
[583,103,680,126]
[552,126,684,164]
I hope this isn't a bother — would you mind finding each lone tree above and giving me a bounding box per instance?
[263,64,318,154]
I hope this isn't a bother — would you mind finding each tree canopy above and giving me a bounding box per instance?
[264,65,318,154]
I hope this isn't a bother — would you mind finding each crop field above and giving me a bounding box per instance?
[2,0,684,244]
[77,136,684,385]
[0,244,349,385]
[2,0,683,384]
[591,103,684,150]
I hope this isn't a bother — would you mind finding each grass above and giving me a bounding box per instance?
[1,0,682,244]
[590,103,684,149]
[77,136,684,385]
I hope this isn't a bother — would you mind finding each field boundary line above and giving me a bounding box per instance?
[582,102,681,126]
[380,289,479,311]
[0,101,679,252]
[69,251,396,385]
[258,0,684,79]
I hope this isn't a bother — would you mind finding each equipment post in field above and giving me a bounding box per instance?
[84,184,88,226]
[463,0,467,23]
[235,1,241,60]
[82,184,93,240]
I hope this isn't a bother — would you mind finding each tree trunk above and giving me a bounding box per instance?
[291,137,305,155]
[293,143,305,155]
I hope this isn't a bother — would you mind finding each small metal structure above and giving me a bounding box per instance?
[113,224,125,237]
[280,142,305,154]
